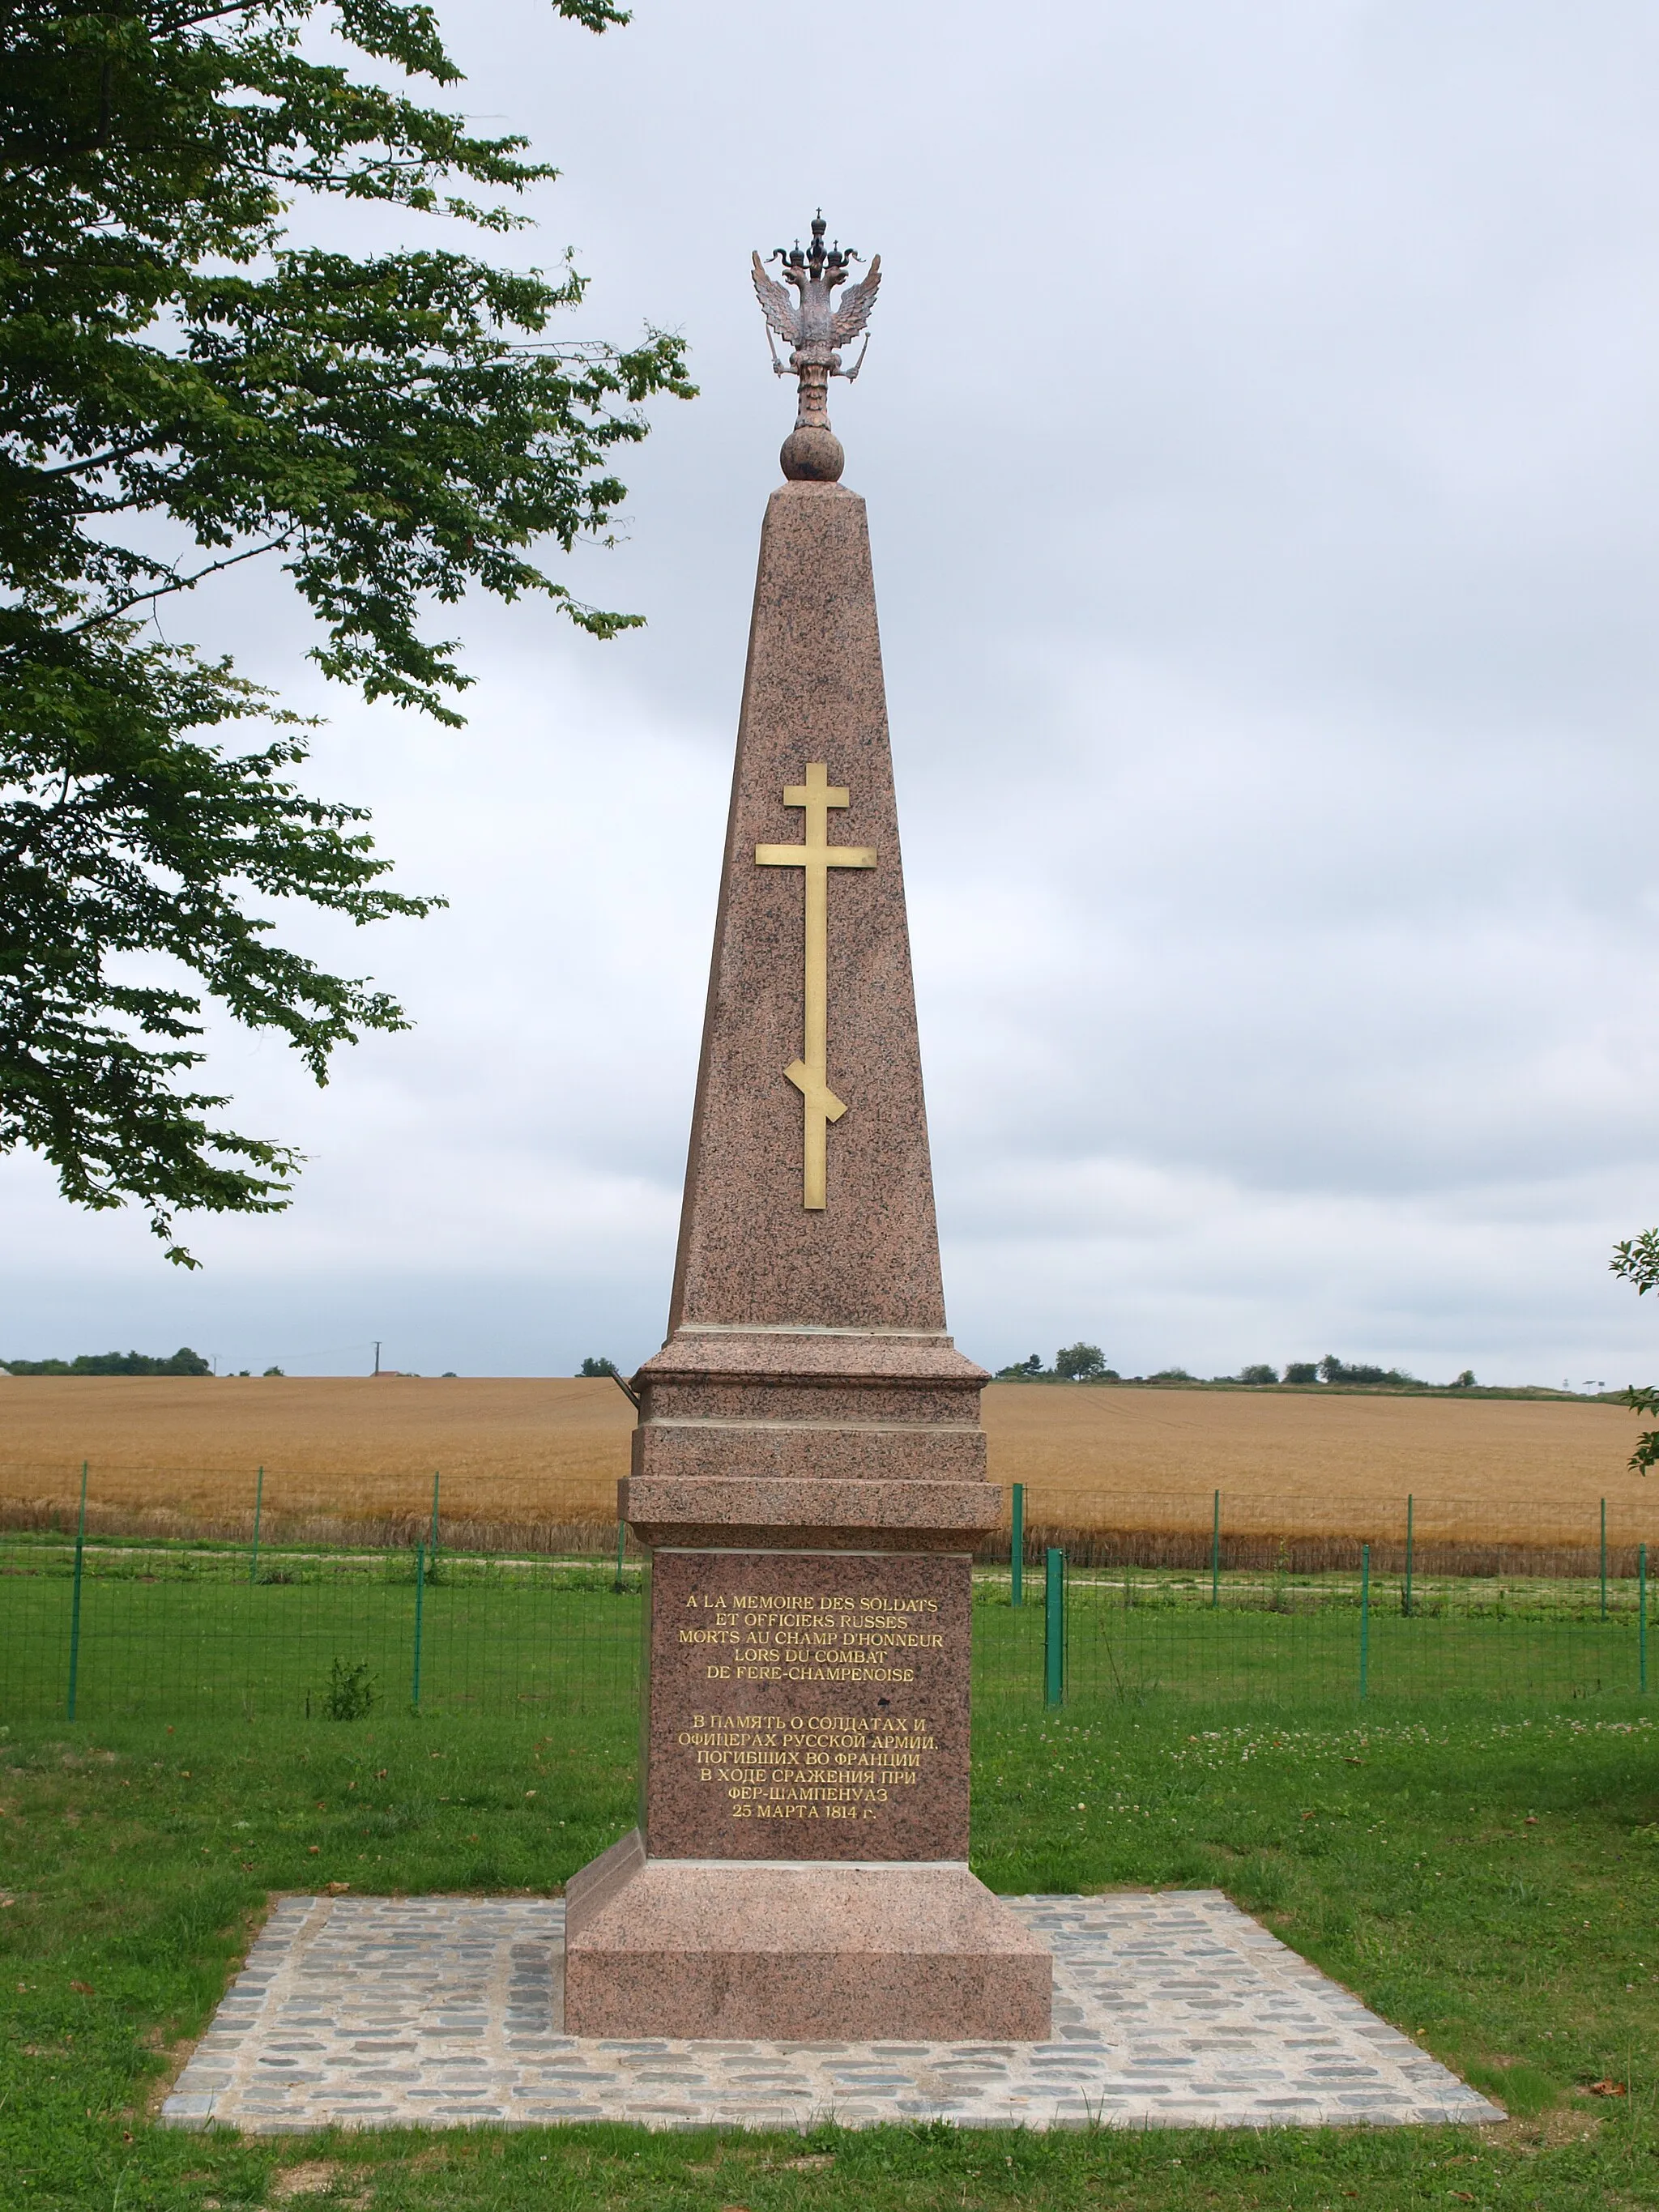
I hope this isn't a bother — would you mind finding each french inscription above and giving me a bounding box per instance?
[646,1552,970,1860]
[679,1585,943,1682]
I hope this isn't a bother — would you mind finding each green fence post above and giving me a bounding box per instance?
[1044,1548,1065,1708]
[66,1460,88,1720]
[614,1521,628,1591]
[1404,1494,1414,1617]
[1641,1543,1648,1695]
[1210,1490,1221,1609]
[1601,1499,1607,1621]
[249,1465,264,1586]
[412,1541,425,1710]
[1010,1484,1024,1608]
[1358,1542,1370,1701]
[429,1470,441,1562]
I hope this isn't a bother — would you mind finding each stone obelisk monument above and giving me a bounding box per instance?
[563,215,1051,2042]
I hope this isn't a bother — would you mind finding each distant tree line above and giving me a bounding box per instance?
[1238,1356,1478,1389]
[2,1345,210,1375]
[993,1348,1480,1389]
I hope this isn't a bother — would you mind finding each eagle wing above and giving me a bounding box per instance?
[751,254,800,343]
[830,254,881,343]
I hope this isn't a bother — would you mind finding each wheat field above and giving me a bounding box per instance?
[985,1383,1648,1535]
[0,1375,630,1549]
[0,1375,1650,1553]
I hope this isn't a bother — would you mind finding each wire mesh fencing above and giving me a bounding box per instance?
[1,1466,1654,1726]
[0,1463,642,1726]
[979,1485,1657,1711]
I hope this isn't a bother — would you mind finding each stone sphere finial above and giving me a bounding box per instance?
[780,424,845,482]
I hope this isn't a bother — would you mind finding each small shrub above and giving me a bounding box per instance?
[322,1658,376,1721]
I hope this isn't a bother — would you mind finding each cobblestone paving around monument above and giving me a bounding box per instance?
[160,1890,1503,2133]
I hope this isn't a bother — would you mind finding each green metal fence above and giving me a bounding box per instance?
[988,1483,1657,1711]
[2,1469,1654,1725]
[2,1535,642,1724]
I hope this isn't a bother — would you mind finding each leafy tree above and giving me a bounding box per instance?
[1621,1394,1659,1472]
[1613,1229,1659,1298]
[1611,1229,1659,1470]
[578,1354,618,1379]
[1,0,693,1264]
[1452,1368,1477,1389]
[1282,1362,1319,1385]
[1237,1363,1277,1386]
[1055,1342,1107,1382]
[993,1353,1046,1380]
[1145,1366,1194,1384]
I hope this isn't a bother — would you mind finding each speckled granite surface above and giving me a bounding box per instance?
[160,1887,1503,2134]
[654,479,945,1333]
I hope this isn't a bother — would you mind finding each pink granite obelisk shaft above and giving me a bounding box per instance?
[562,385,1050,2041]
[671,479,941,1326]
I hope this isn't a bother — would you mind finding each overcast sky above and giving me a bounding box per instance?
[6,0,1659,1385]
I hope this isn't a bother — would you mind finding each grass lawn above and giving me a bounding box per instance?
[0,1698,1657,2209]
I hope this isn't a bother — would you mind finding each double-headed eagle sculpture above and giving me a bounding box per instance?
[752,212,881,446]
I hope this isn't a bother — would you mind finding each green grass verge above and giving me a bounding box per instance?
[2,1698,1658,2207]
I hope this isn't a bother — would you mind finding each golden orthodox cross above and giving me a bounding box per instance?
[755,761,876,1208]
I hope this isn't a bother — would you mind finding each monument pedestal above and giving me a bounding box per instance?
[561,1323,1052,2042]
[565,1832,1051,2041]
[563,275,1051,2042]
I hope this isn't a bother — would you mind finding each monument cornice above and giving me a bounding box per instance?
[635,1328,988,1389]
[620,1473,1004,1549]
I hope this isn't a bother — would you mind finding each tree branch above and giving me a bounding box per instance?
[58,538,295,637]
[31,437,175,483]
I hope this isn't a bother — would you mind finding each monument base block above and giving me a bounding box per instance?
[563,1830,1052,2041]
